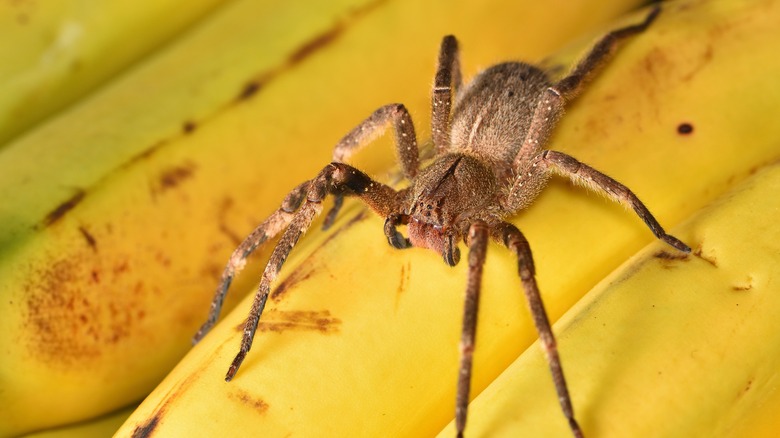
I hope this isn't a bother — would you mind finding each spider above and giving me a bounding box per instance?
[194,5,689,437]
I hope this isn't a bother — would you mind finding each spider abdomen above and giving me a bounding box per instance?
[450,62,551,168]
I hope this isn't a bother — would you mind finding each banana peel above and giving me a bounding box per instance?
[0,0,646,435]
[0,0,226,145]
[115,0,780,437]
[447,160,780,437]
[21,405,137,438]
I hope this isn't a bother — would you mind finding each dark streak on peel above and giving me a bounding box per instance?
[238,81,261,101]
[232,0,389,103]
[395,261,410,310]
[78,226,97,251]
[131,354,210,437]
[42,190,86,227]
[268,207,368,301]
[653,250,689,261]
[131,414,161,438]
[288,25,343,64]
[271,263,317,303]
[317,209,369,250]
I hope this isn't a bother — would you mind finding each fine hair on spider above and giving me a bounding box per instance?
[193,4,688,437]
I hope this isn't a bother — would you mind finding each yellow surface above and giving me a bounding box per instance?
[0,0,644,435]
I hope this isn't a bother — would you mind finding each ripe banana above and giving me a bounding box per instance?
[0,0,225,145]
[0,0,645,435]
[113,0,780,437]
[21,405,137,438]
[448,160,780,437]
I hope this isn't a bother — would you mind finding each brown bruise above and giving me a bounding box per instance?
[181,120,198,134]
[229,388,270,415]
[233,310,341,334]
[157,162,197,192]
[21,246,155,369]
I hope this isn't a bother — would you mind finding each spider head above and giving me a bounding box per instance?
[404,153,496,266]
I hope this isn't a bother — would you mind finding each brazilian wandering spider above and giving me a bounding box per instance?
[193,5,689,437]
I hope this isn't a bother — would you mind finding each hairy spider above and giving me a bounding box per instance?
[194,5,688,437]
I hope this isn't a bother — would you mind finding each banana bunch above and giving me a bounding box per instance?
[0,0,647,436]
[104,0,780,437]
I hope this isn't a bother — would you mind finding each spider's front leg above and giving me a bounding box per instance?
[226,162,405,381]
[492,222,584,438]
[455,220,489,438]
[193,181,310,343]
[324,103,420,228]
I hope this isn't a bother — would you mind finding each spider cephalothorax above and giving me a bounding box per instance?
[194,6,687,437]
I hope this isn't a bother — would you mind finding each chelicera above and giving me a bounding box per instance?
[194,6,688,437]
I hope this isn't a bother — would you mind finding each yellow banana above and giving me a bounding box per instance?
[0,0,644,435]
[113,0,780,437]
[449,159,780,437]
[21,405,136,438]
[0,0,225,145]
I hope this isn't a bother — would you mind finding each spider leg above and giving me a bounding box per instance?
[227,199,322,381]
[324,103,420,229]
[455,220,489,438]
[193,181,309,344]
[541,150,690,252]
[513,5,660,168]
[555,5,660,100]
[384,213,412,249]
[226,162,406,381]
[432,35,462,152]
[492,221,583,438]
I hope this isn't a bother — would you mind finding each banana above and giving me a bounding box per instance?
[113,0,780,437]
[447,159,780,437]
[0,0,645,435]
[0,0,226,146]
[21,405,137,438]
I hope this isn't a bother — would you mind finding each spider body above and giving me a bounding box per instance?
[404,62,554,264]
[194,6,688,437]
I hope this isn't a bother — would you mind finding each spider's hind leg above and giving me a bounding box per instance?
[554,5,660,100]
[512,5,661,181]
[540,150,690,253]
